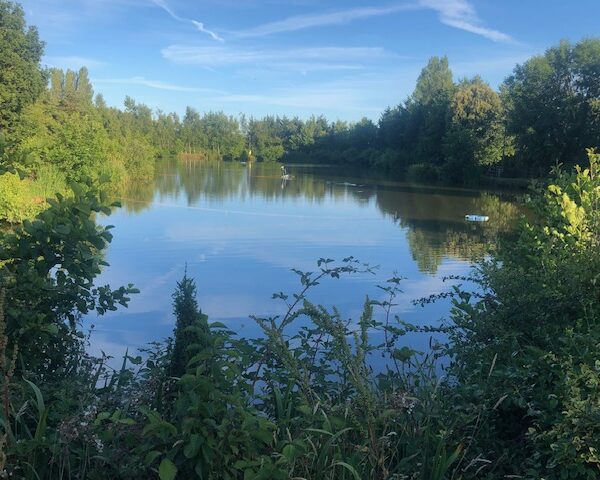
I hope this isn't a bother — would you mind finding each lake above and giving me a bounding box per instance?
[85,160,522,360]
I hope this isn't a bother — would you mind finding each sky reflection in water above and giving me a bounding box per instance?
[85,161,522,362]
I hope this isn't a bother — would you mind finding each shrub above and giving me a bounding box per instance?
[0,172,44,222]
[446,149,600,477]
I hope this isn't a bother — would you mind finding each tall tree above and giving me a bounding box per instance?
[248,116,284,162]
[94,93,107,110]
[443,77,510,181]
[171,274,209,378]
[182,107,201,154]
[502,39,600,176]
[48,68,64,104]
[412,56,456,165]
[74,67,94,107]
[0,0,45,133]
[62,69,78,111]
[412,56,455,105]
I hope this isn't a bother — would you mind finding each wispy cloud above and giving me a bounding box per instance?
[150,0,224,42]
[93,76,223,93]
[43,55,106,70]
[232,0,513,43]
[190,21,224,42]
[162,45,393,73]
[418,0,514,43]
[235,3,420,38]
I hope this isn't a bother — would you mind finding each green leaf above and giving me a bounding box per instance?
[159,458,177,480]
[333,461,362,480]
[183,434,202,459]
[96,411,111,422]
[23,378,45,416]
[41,324,59,335]
[144,450,162,466]
[117,417,136,425]
[392,346,416,362]
[281,444,297,462]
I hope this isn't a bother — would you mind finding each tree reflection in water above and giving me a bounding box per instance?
[117,159,523,274]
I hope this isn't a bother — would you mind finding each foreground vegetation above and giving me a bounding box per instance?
[1,146,599,478]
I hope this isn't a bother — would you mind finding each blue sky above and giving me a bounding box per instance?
[20,0,600,120]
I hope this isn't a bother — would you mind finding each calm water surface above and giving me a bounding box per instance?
[86,160,522,359]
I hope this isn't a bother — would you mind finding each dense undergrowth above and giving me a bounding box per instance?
[0,150,599,479]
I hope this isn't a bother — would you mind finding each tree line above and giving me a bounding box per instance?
[279,44,600,184]
[1,0,599,224]
[88,41,600,186]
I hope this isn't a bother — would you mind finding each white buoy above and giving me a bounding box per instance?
[465,214,489,222]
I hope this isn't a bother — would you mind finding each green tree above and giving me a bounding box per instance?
[48,68,64,104]
[47,68,94,112]
[374,56,457,175]
[201,111,244,160]
[349,117,378,151]
[181,107,202,154]
[154,110,181,155]
[12,101,112,181]
[443,77,511,181]
[123,95,154,136]
[412,56,456,166]
[94,93,107,110]
[502,39,600,176]
[413,56,455,105]
[248,116,285,162]
[0,0,45,133]
[170,274,209,378]
[74,67,94,106]
[62,69,78,110]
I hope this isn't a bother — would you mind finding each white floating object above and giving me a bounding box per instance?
[465,214,489,222]
[281,165,293,180]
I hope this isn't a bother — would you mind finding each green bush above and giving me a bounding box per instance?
[447,149,600,477]
[0,172,44,222]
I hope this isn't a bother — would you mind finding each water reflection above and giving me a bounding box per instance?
[91,160,522,360]
[377,188,521,273]
[122,160,522,274]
